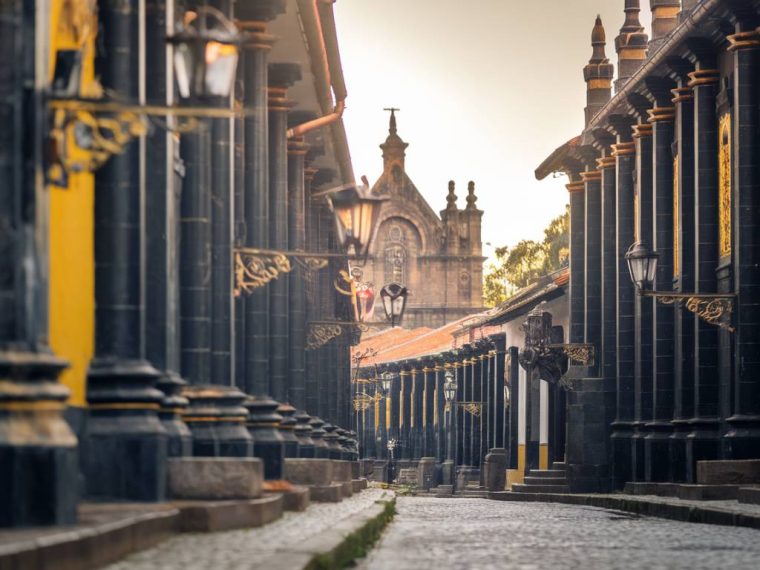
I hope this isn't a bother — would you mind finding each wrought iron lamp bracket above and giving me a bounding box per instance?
[457,401,484,417]
[641,291,735,332]
[546,343,596,366]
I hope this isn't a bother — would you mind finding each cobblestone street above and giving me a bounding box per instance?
[359,497,760,570]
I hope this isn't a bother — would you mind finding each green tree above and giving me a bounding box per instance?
[483,205,569,307]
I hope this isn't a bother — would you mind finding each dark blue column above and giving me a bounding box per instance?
[145,0,191,458]
[0,0,77,525]
[726,29,760,458]
[567,181,586,344]
[647,104,676,482]
[670,81,696,482]
[632,121,653,483]
[267,64,301,403]
[583,170,603,360]
[83,0,167,501]
[686,66,720,480]
[611,131,636,489]
[287,136,308,410]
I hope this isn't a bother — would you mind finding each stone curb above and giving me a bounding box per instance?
[0,508,179,570]
[488,491,760,530]
[252,496,396,570]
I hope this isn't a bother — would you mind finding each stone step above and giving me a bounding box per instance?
[524,476,569,486]
[525,469,567,479]
[510,483,570,494]
[460,491,489,498]
[552,462,567,470]
[738,487,760,505]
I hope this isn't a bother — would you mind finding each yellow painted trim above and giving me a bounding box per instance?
[385,398,390,429]
[90,403,160,411]
[587,78,611,90]
[0,402,67,411]
[374,398,380,431]
[48,0,98,407]
[539,443,549,470]
[506,469,522,490]
[517,444,526,484]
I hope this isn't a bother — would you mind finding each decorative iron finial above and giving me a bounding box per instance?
[466,181,478,210]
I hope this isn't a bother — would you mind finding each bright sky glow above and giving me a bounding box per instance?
[335,0,653,261]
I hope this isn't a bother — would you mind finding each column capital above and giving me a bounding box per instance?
[287,136,309,156]
[687,69,720,87]
[647,106,676,123]
[671,87,694,104]
[237,21,276,51]
[596,156,617,169]
[728,30,760,51]
[632,123,653,138]
[581,170,602,182]
[566,181,585,193]
[611,141,636,155]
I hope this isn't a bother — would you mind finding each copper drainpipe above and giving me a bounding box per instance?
[287,0,346,139]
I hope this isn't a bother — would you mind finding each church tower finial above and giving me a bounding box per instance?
[466,181,478,211]
[446,180,458,211]
[380,107,409,181]
[584,16,614,125]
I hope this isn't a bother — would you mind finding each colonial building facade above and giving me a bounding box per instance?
[360,111,486,329]
[536,0,760,491]
[1,0,361,527]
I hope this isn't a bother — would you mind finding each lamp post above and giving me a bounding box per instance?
[379,371,393,461]
[380,283,409,328]
[442,369,458,488]
[625,241,735,332]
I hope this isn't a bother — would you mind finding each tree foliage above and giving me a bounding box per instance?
[483,205,569,307]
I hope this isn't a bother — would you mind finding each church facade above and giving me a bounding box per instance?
[360,111,485,329]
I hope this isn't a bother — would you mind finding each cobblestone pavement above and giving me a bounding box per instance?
[105,488,391,570]
[359,497,760,570]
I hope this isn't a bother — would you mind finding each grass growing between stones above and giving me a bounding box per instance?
[307,498,397,570]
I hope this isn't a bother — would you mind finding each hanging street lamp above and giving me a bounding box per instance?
[326,182,387,260]
[380,282,409,328]
[625,241,735,332]
[169,6,241,100]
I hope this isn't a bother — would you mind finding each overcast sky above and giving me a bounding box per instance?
[335,0,653,261]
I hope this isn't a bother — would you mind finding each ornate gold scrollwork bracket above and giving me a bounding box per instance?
[547,343,596,366]
[233,248,336,296]
[646,292,735,332]
[307,320,372,350]
[352,392,374,412]
[294,257,330,271]
[458,401,484,417]
[234,248,293,296]
[306,323,344,350]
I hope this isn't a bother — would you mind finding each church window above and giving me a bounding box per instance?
[385,224,407,285]
[459,270,471,299]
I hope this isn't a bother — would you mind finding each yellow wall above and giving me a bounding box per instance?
[539,443,549,470]
[48,0,97,407]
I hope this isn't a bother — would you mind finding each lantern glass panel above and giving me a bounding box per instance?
[174,44,193,99]
[205,41,238,97]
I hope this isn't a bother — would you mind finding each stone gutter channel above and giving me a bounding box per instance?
[0,488,395,570]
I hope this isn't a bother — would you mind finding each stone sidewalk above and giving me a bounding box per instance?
[360,497,760,570]
[489,490,760,529]
[105,488,393,570]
